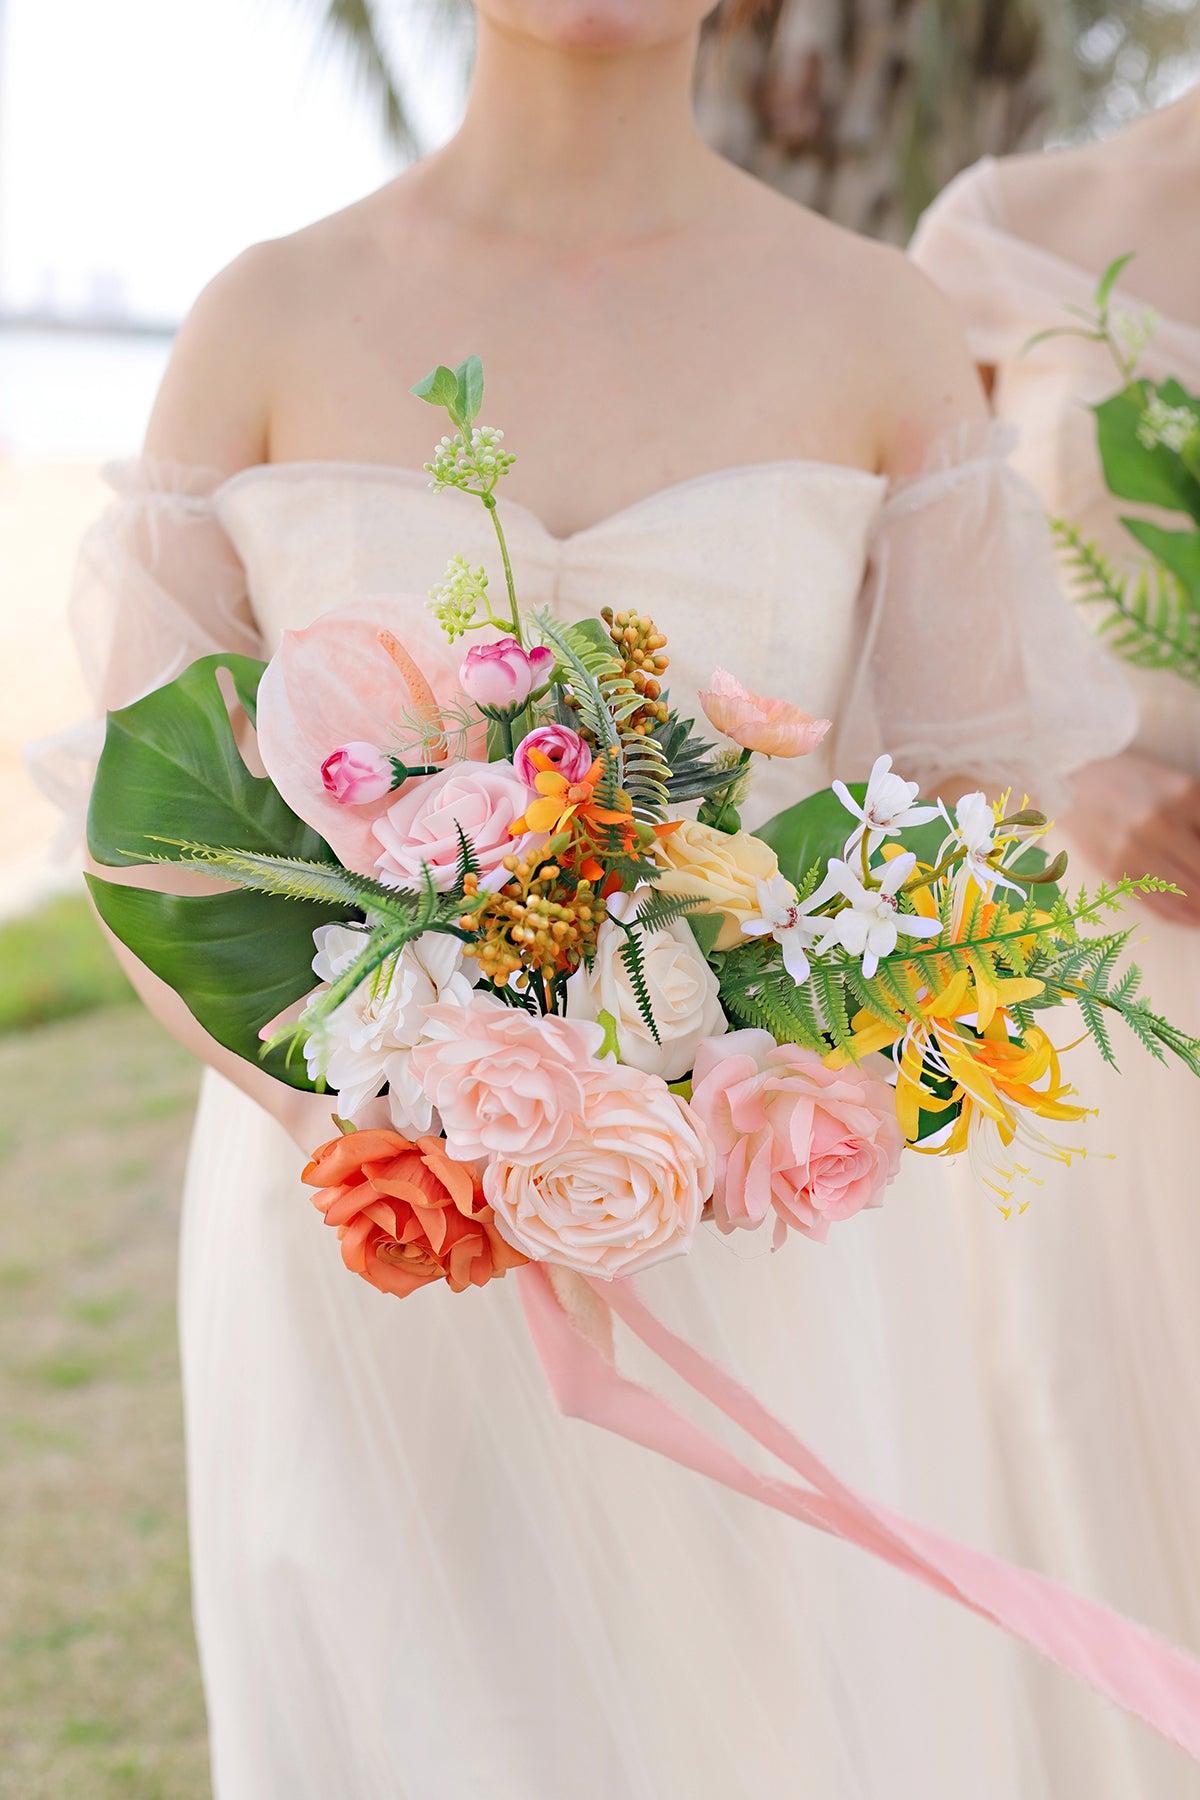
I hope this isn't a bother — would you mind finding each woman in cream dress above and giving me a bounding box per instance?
[912,85,1200,1800]
[68,4,1148,1795]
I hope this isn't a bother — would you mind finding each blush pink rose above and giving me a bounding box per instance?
[371,759,538,891]
[513,723,592,789]
[459,636,555,710]
[483,1064,716,1278]
[410,1000,608,1164]
[321,741,394,805]
[690,1030,902,1244]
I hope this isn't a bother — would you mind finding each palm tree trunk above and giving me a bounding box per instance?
[697,0,1050,241]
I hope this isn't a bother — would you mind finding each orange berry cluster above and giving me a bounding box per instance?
[602,607,669,735]
[460,858,606,990]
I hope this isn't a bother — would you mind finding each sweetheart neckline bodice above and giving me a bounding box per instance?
[211,455,887,548]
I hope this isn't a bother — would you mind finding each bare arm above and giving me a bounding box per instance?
[87,245,337,1147]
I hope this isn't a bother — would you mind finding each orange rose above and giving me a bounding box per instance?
[302,1128,527,1300]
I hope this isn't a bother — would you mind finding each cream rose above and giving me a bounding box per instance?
[653,821,779,952]
[565,889,726,1081]
[483,1064,716,1279]
[409,1000,608,1165]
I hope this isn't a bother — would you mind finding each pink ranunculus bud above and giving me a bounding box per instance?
[458,636,555,711]
[698,667,831,758]
[320,742,395,805]
[513,722,593,788]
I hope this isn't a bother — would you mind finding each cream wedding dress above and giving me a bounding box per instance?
[913,160,1200,1800]
[68,437,1150,1799]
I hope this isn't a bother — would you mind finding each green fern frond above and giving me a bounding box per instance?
[454,823,481,888]
[717,945,828,1050]
[813,961,854,1052]
[532,611,623,765]
[632,890,708,934]
[532,610,671,821]
[846,966,906,1031]
[796,861,824,904]
[142,840,419,920]
[617,925,661,1044]
[1053,518,1200,684]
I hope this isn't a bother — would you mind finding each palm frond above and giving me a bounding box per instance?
[312,0,414,154]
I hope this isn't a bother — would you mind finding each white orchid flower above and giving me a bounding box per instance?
[941,791,1026,901]
[813,852,942,979]
[740,868,842,986]
[832,754,940,857]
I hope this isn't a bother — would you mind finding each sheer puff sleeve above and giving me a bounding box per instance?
[30,457,262,836]
[834,422,1136,811]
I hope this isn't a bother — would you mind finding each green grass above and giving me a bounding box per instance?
[0,1001,208,1798]
[0,891,133,1035]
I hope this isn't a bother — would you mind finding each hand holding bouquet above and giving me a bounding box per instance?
[87,355,1200,1305]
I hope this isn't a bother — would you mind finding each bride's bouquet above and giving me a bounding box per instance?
[87,357,1200,1306]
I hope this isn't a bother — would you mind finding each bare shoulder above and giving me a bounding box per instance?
[738,184,985,470]
[143,182,403,470]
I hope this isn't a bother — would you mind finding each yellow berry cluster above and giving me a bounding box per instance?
[460,858,606,991]
[602,607,669,735]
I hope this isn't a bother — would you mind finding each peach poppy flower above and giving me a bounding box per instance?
[302,1128,527,1300]
[698,668,831,758]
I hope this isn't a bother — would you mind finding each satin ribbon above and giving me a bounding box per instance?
[519,1262,1200,1760]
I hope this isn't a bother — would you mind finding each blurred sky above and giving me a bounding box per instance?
[0,0,463,323]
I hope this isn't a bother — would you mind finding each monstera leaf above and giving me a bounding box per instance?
[87,653,333,868]
[1120,517,1200,601]
[87,655,345,1089]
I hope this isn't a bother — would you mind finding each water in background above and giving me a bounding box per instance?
[0,326,171,458]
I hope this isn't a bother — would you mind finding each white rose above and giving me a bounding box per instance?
[305,924,479,1133]
[565,889,727,1082]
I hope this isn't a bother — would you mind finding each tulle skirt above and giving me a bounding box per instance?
[177,1056,1193,1800]
[950,887,1200,1800]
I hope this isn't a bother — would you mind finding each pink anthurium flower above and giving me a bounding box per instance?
[256,598,483,877]
[459,636,555,712]
[698,668,832,758]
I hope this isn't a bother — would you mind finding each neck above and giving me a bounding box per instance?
[422,18,719,244]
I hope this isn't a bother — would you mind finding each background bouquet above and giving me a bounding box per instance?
[1034,254,1200,684]
[85,355,1200,1306]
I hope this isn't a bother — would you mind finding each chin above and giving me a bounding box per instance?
[480,0,717,52]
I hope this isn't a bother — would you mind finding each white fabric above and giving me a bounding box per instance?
[914,158,1200,1800]
[75,448,1145,1798]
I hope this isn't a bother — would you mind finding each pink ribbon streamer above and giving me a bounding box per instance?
[519,1262,1200,1760]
